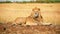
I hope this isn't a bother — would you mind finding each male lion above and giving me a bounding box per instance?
[13,7,43,25]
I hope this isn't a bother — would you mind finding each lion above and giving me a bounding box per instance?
[13,7,43,26]
[30,7,52,25]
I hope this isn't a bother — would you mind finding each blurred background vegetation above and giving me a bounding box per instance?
[0,0,60,3]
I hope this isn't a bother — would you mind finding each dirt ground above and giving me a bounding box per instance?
[0,23,60,34]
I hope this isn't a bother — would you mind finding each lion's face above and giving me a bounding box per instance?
[31,11,40,18]
[34,11,39,18]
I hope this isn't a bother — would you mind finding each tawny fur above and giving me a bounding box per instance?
[13,17,26,25]
[13,7,43,25]
[26,16,38,25]
[29,8,43,25]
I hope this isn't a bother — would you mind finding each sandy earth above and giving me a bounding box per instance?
[0,3,60,25]
[0,24,58,34]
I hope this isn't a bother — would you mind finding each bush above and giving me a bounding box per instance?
[0,1,12,3]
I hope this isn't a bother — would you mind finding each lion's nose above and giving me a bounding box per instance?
[34,13,39,18]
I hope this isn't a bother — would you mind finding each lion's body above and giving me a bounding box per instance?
[26,16,38,25]
[12,7,43,25]
[13,16,38,25]
[13,17,26,25]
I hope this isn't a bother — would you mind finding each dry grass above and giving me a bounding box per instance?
[0,3,60,25]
